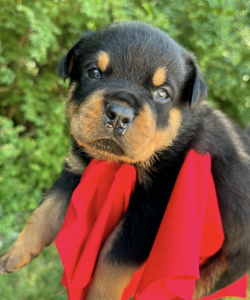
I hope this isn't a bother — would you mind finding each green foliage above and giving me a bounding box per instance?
[0,0,250,234]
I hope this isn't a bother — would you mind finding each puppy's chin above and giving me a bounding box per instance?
[88,139,125,156]
[76,138,134,163]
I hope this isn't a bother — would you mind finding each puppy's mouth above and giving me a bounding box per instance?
[88,139,125,156]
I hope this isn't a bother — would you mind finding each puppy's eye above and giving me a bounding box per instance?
[153,88,170,101]
[87,68,101,79]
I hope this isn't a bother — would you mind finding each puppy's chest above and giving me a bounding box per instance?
[136,162,182,204]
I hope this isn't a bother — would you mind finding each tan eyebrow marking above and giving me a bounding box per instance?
[152,67,167,86]
[97,51,110,72]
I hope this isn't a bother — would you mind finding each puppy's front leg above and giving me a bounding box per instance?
[0,148,86,273]
[86,221,139,300]
[86,183,167,300]
[193,248,250,299]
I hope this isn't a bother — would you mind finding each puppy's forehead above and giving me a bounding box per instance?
[87,23,186,82]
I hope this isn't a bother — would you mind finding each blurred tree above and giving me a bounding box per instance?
[0,0,250,234]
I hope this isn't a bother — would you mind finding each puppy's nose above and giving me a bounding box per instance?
[105,102,134,135]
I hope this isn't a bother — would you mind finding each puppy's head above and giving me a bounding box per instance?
[58,22,207,166]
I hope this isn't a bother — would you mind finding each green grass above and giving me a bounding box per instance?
[0,234,249,300]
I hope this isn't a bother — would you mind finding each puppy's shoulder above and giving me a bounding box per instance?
[63,140,91,176]
[191,103,250,162]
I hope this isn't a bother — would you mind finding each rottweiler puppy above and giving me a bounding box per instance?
[1,22,250,300]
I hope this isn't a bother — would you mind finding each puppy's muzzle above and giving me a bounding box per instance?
[105,102,134,136]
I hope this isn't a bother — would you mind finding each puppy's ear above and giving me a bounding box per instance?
[58,48,75,82]
[58,32,93,82]
[185,57,208,108]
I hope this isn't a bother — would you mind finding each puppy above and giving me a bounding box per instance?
[1,22,250,300]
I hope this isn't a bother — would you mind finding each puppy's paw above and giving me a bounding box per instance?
[0,243,35,273]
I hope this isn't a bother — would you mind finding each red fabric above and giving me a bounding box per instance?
[55,160,136,299]
[55,151,248,300]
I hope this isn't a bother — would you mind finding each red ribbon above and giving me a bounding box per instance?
[55,150,248,300]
